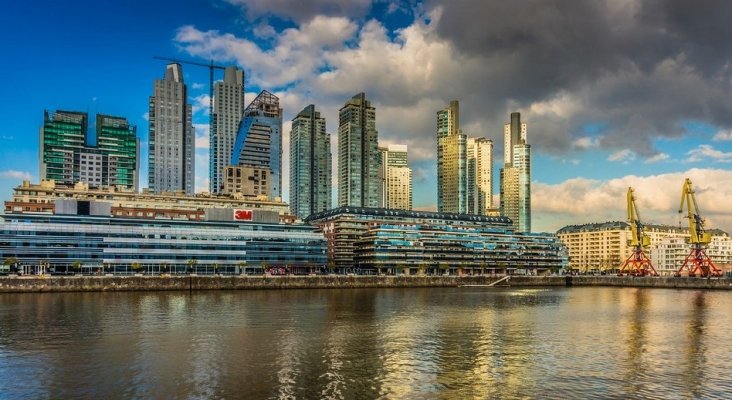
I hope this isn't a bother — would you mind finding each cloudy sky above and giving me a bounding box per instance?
[2,0,731,233]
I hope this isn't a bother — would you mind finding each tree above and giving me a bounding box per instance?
[4,257,18,274]
[187,259,198,274]
[131,262,142,274]
[72,260,82,274]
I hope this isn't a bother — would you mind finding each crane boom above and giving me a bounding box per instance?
[619,187,657,276]
[675,178,720,277]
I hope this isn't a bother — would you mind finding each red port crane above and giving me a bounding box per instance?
[675,178,722,277]
[619,187,658,276]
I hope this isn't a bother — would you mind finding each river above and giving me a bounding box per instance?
[1,287,731,399]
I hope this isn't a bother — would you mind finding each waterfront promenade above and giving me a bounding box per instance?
[1,274,731,293]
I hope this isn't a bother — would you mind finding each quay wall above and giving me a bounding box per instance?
[0,275,731,293]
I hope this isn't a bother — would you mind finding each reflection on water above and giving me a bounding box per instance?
[0,288,731,399]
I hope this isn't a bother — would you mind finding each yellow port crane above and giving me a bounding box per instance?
[618,187,658,276]
[675,178,721,277]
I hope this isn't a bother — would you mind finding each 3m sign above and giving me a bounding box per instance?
[233,209,253,221]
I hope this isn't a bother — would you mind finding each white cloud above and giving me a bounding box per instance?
[533,168,732,234]
[713,129,732,141]
[142,112,149,121]
[607,149,635,163]
[572,136,601,149]
[191,82,205,90]
[644,152,669,164]
[0,170,32,181]
[194,123,210,149]
[686,144,732,163]
[224,0,372,22]
[191,94,211,115]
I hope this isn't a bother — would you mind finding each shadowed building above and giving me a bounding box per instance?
[338,93,379,208]
[437,100,467,214]
[500,112,531,232]
[210,66,245,194]
[290,104,332,219]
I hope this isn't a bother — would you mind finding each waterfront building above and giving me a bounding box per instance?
[5,180,293,223]
[221,166,270,198]
[210,66,245,194]
[500,112,531,232]
[0,206,326,275]
[338,93,379,208]
[148,63,194,195]
[467,137,493,215]
[436,101,467,213]
[378,144,412,210]
[40,111,139,190]
[232,90,283,199]
[289,105,332,220]
[557,221,730,274]
[306,207,566,273]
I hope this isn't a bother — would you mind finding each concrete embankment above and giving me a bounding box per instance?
[0,275,730,293]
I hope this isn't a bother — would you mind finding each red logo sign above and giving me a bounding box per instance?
[234,209,253,221]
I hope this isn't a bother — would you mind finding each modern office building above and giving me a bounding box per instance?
[378,144,412,210]
[289,104,332,220]
[467,137,493,215]
[557,221,730,273]
[40,110,139,190]
[437,100,467,213]
[0,207,326,275]
[338,93,379,208]
[500,112,531,232]
[306,207,566,273]
[210,66,245,194]
[148,63,194,195]
[232,90,283,199]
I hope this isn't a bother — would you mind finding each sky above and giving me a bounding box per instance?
[1,0,731,233]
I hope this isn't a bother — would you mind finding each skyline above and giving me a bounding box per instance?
[2,1,732,233]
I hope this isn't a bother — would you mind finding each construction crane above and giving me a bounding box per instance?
[618,187,658,276]
[675,178,722,277]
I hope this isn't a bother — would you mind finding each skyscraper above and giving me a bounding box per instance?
[338,92,379,207]
[467,137,493,215]
[378,144,412,210]
[232,90,283,199]
[40,110,139,190]
[290,104,332,219]
[500,112,531,232]
[148,63,194,195]
[210,66,245,194]
[437,100,467,213]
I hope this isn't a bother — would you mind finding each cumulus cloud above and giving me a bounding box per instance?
[644,152,670,164]
[194,123,210,149]
[533,168,732,234]
[224,0,372,22]
[191,94,211,115]
[686,144,732,163]
[713,129,732,141]
[607,149,635,163]
[0,170,33,180]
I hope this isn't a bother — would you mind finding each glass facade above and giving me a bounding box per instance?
[500,112,531,232]
[210,66,245,194]
[437,101,467,213]
[338,93,379,208]
[290,104,331,219]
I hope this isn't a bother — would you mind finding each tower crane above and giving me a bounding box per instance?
[618,187,658,276]
[675,178,722,277]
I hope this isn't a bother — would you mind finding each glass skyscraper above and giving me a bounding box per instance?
[500,112,531,232]
[378,144,412,210]
[210,66,245,194]
[232,90,283,199]
[338,92,379,207]
[289,104,331,220]
[148,63,194,195]
[437,100,467,213]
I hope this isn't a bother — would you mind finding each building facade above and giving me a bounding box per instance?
[338,93,379,208]
[232,90,283,200]
[40,110,139,191]
[500,112,531,232]
[437,100,467,213]
[306,207,566,273]
[210,66,245,194]
[467,137,493,215]
[557,221,730,274]
[221,166,270,198]
[289,104,332,220]
[378,144,412,210]
[148,63,194,195]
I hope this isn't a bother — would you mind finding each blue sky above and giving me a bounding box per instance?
[1,0,731,233]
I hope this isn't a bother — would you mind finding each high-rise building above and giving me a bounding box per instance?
[437,100,467,213]
[232,90,282,199]
[467,137,493,215]
[500,112,531,232]
[210,66,245,194]
[338,92,379,207]
[378,144,412,210]
[148,63,194,195]
[289,104,332,219]
[40,110,139,190]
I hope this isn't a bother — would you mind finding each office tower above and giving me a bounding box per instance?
[500,112,531,232]
[467,137,493,215]
[378,144,412,210]
[232,90,282,199]
[338,92,379,207]
[148,63,194,195]
[210,66,245,194]
[290,104,332,219]
[40,110,139,190]
[436,100,467,213]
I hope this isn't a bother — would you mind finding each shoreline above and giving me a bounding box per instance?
[1,275,731,293]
